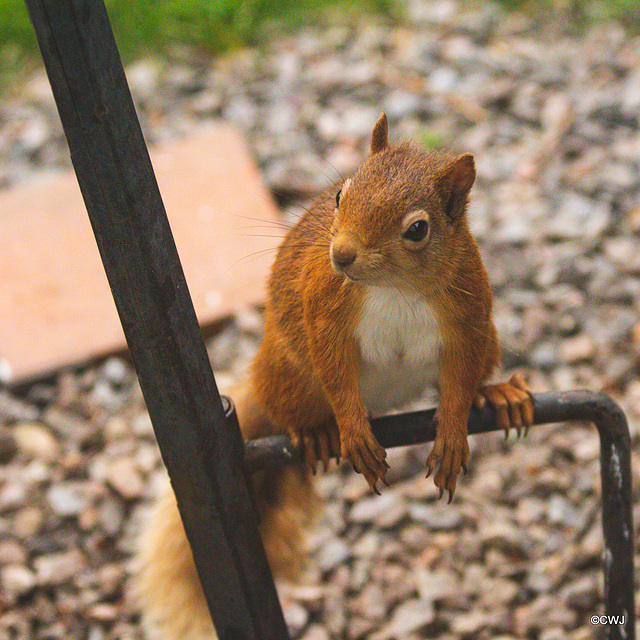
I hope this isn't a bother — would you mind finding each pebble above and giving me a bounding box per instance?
[560,575,599,610]
[11,421,59,460]
[283,601,309,636]
[414,568,459,602]
[559,334,594,364]
[547,493,577,527]
[370,598,435,640]
[349,492,402,524]
[101,357,131,387]
[479,522,524,555]
[98,496,125,536]
[0,539,27,565]
[0,481,28,511]
[1,564,37,598]
[408,503,463,530]
[451,610,492,635]
[11,506,44,537]
[43,406,96,444]
[105,458,144,500]
[46,482,89,517]
[529,342,559,369]
[34,549,85,585]
[299,625,330,640]
[348,583,387,620]
[317,538,350,573]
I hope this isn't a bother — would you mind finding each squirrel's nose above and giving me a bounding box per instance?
[331,240,357,269]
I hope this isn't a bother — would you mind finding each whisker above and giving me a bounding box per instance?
[230,233,290,239]
[224,247,281,273]
[323,158,346,182]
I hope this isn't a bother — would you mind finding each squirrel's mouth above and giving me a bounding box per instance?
[330,259,360,282]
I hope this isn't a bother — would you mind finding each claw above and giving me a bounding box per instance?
[478,375,534,442]
[341,428,388,493]
[447,489,454,504]
[426,465,433,478]
[438,486,444,500]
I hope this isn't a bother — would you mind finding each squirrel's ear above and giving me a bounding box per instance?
[370,112,389,154]
[441,153,475,221]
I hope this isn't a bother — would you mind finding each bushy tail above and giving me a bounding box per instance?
[134,380,317,640]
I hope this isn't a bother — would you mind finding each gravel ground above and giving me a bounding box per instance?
[1,1,640,639]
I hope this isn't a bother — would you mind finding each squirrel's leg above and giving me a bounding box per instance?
[427,290,497,501]
[311,348,388,492]
[474,373,534,438]
[251,337,342,473]
[426,343,473,502]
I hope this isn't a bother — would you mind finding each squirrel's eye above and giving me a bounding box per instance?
[335,189,342,207]
[403,220,428,242]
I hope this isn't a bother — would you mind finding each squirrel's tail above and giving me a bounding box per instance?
[133,380,317,640]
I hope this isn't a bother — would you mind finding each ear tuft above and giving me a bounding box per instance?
[370,112,389,155]
[442,153,476,221]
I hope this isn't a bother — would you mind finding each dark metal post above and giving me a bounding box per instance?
[23,1,290,638]
[534,392,635,640]
[245,391,635,640]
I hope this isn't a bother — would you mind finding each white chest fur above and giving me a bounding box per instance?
[354,286,441,416]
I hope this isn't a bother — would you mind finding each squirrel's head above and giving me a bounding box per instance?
[329,112,476,292]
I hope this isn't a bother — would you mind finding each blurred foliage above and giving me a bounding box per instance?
[0,0,397,90]
[418,128,447,150]
[584,0,640,24]
[103,0,398,57]
[0,0,399,90]
[0,0,396,66]
[1,0,639,89]
[490,0,640,26]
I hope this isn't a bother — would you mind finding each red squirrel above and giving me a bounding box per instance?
[135,113,533,640]
[252,111,532,498]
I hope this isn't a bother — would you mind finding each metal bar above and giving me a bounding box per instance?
[23,1,290,638]
[243,390,635,640]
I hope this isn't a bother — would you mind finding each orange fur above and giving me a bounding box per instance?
[250,113,504,495]
[135,113,531,637]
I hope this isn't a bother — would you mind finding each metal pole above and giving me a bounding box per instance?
[23,1,290,638]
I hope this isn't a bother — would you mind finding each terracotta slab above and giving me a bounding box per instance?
[0,125,281,383]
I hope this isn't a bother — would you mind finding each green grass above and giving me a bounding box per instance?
[0,0,399,92]
[104,0,398,58]
[0,0,396,84]
[1,0,639,90]
[489,0,640,26]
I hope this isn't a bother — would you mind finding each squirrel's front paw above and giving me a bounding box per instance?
[290,421,341,474]
[341,429,389,494]
[426,433,469,503]
[474,373,534,439]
